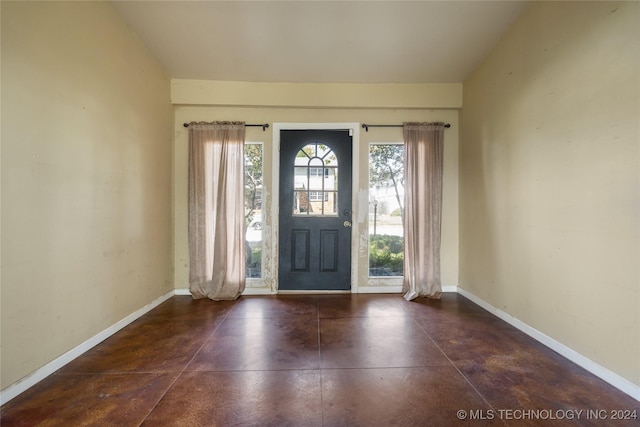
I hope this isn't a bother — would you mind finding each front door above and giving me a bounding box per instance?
[278,130,353,291]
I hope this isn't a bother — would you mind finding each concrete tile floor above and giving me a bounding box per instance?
[2,294,638,426]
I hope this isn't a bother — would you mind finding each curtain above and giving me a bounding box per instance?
[188,122,246,300]
[402,122,446,301]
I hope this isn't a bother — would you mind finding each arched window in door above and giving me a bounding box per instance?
[293,142,338,216]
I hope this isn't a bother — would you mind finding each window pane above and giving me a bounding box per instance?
[244,143,263,278]
[324,151,338,166]
[293,190,309,214]
[324,167,337,190]
[294,167,308,190]
[369,144,405,277]
[309,158,324,167]
[323,192,337,215]
[309,171,323,190]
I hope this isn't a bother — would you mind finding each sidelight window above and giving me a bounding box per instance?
[369,143,405,277]
[244,142,263,278]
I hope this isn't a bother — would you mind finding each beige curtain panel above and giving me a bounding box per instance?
[402,122,446,301]
[188,122,246,300]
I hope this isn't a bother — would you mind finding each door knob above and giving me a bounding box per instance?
[343,220,352,228]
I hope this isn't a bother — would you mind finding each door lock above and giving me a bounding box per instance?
[343,220,352,228]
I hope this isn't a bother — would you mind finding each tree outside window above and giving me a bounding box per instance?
[369,144,405,276]
[244,143,263,278]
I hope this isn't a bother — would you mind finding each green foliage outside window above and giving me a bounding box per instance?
[369,234,404,276]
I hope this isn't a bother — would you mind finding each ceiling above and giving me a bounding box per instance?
[112,1,529,84]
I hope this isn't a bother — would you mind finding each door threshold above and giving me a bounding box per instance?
[277,290,351,295]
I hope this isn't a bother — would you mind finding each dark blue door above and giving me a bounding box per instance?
[278,130,353,291]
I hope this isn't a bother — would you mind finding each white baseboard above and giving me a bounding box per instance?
[175,288,275,296]
[243,287,275,295]
[277,290,351,295]
[345,285,457,294]
[0,290,175,405]
[175,286,458,295]
[457,287,640,402]
[177,286,458,295]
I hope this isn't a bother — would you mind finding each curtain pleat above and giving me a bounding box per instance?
[188,122,246,300]
[402,122,445,301]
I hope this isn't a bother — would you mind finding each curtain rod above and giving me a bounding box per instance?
[361,123,450,132]
[183,122,270,131]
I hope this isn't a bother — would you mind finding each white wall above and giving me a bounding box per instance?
[460,1,639,386]
[1,1,173,390]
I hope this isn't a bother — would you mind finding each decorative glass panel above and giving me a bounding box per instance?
[293,142,339,216]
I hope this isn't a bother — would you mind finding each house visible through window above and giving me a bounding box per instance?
[309,191,329,201]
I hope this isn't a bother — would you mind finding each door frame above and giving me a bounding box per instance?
[272,123,360,293]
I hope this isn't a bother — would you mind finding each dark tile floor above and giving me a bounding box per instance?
[2,294,638,426]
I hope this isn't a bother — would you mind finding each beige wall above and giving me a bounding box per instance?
[171,79,462,109]
[172,83,460,293]
[1,1,173,389]
[460,1,639,385]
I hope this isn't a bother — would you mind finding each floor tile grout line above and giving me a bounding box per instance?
[55,371,185,377]
[317,300,325,427]
[137,299,240,426]
[412,317,509,425]
[175,365,464,374]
